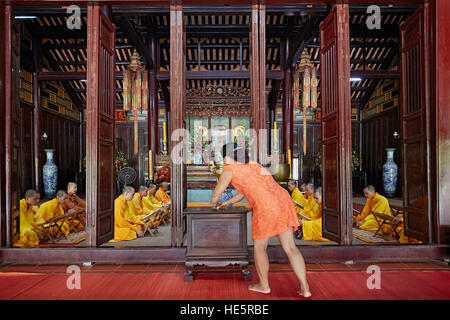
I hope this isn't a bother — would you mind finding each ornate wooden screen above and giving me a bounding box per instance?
[400,6,431,243]
[86,6,116,246]
[320,5,352,244]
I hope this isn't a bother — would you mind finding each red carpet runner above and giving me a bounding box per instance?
[1,270,449,300]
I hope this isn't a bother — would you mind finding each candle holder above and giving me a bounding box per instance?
[162,140,168,155]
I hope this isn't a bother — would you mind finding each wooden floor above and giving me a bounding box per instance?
[0,261,448,273]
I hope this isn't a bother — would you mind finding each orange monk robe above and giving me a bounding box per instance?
[14,199,45,248]
[38,198,70,236]
[301,201,330,242]
[61,194,85,231]
[128,193,149,220]
[109,195,139,242]
[62,194,86,212]
[356,193,392,232]
[142,194,163,212]
[155,188,170,204]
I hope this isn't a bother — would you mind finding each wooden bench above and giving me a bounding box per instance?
[39,209,85,243]
[159,203,171,225]
[141,208,163,236]
[39,210,86,243]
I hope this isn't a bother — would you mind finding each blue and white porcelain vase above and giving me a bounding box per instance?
[43,149,58,197]
[383,148,398,197]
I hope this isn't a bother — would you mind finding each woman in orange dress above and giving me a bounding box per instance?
[211,143,311,297]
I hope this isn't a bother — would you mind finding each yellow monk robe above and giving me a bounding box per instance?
[142,194,164,227]
[356,192,391,232]
[301,202,330,242]
[142,193,163,212]
[128,193,149,222]
[291,187,307,215]
[299,194,317,219]
[110,195,138,242]
[392,214,423,244]
[14,199,45,248]
[39,198,70,236]
[155,188,171,204]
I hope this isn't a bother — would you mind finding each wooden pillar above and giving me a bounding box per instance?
[282,68,293,163]
[432,0,450,244]
[4,5,21,248]
[170,0,185,247]
[250,2,267,163]
[148,34,158,180]
[32,36,42,192]
[86,5,116,246]
[0,4,6,246]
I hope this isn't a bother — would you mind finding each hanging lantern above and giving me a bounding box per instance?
[122,49,149,155]
[297,50,314,156]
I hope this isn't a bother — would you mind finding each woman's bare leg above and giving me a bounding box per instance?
[249,237,271,294]
[278,227,311,297]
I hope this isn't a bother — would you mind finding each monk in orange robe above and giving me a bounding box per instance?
[61,182,85,231]
[62,182,86,212]
[155,182,171,204]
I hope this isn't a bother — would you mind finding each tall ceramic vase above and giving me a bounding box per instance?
[43,149,58,197]
[383,148,398,197]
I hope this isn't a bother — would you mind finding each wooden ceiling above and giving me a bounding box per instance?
[16,4,420,112]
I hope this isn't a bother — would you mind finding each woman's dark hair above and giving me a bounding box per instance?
[221,143,250,164]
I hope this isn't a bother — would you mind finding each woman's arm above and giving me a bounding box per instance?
[210,170,232,206]
[218,192,245,208]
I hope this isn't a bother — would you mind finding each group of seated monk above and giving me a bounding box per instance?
[287,180,420,244]
[110,183,171,242]
[287,180,330,242]
[14,182,86,248]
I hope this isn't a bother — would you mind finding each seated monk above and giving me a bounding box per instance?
[299,183,316,219]
[288,179,307,216]
[299,187,330,242]
[143,183,164,212]
[109,186,144,242]
[299,183,307,193]
[354,185,392,232]
[61,182,85,231]
[128,185,151,220]
[155,182,171,204]
[62,182,85,212]
[14,189,46,248]
[39,190,71,237]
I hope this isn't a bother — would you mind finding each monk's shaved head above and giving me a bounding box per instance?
[363,185,376,199]
[314,186,322,196]
[313,186,323,204]
[25,189,39,199]
[122,186,135,194]
[56,190,67,199]
[161,182,169,187]
[67,182,77,189]
[138,185,147,192]
[288,179,296,186]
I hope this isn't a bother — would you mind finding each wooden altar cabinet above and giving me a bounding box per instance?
[183,206,251,281]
